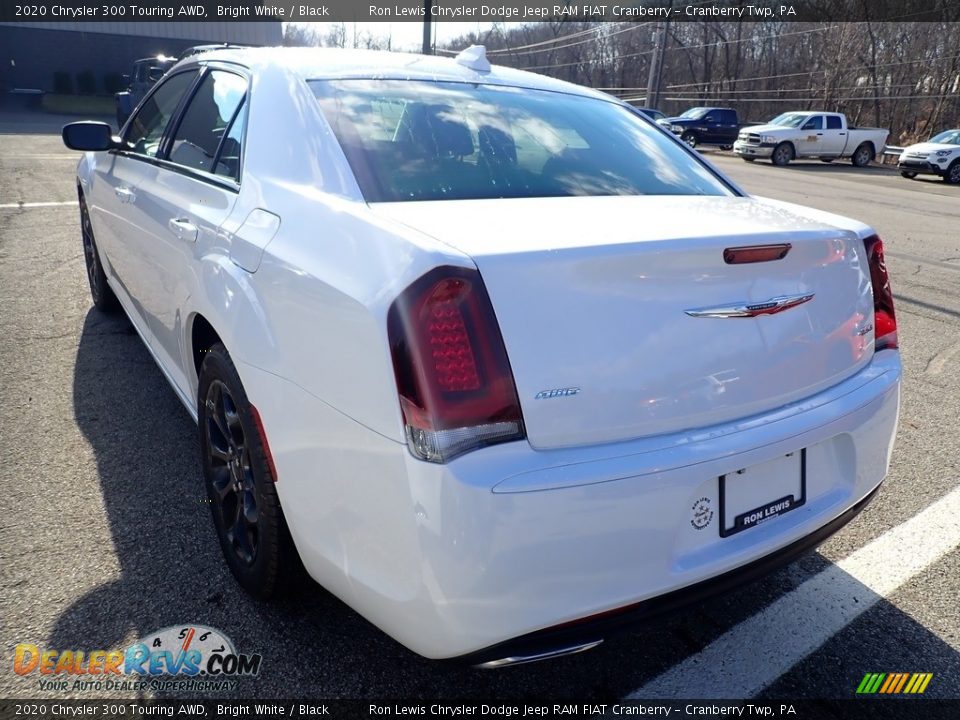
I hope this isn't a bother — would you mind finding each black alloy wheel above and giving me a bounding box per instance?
[205,378,260,567]
[198,343,302,598]
[80,195,119,312]
[946,161,960,185]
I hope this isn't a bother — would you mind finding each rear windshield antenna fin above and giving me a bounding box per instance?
[455,45,491,73]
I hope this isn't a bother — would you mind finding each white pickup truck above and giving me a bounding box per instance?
[734,112,889,167]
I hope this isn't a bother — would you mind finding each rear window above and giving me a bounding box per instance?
[309,80,732,203]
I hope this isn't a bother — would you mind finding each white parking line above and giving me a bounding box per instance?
[0,201,78,209]
[628,484,960,699]
[1,154,77,159]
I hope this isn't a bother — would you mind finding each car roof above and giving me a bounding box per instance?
[178,46,612,102]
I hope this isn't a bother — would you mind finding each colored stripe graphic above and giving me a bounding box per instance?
[857,672,932,694]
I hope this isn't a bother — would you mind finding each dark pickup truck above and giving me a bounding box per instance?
[659,107,741,149]
[115,55,177,129]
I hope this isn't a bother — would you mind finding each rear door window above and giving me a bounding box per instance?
[826,115,843,130]
[167,70,247,177]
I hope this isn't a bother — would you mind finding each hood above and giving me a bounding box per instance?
[739,124,789,135]
[902,142,960,155]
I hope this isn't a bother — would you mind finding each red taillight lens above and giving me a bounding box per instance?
[388,266,525,463]
[864,235,897,351]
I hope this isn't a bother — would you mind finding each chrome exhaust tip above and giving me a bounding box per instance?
[474,639,603,669]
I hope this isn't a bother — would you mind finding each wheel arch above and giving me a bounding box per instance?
[189,313,223,382]
[185,254,282,399]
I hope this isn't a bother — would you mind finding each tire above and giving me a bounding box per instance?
[851,143,874,168]
[900,171,918,179]
[945,161,960,185]
[720,144,733,151]
[681,131,698,149]
[79,192,119,313]
[771,142,794,167]
[198,343,303,599]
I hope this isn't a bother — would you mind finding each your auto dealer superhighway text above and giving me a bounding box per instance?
[368,705,790,717]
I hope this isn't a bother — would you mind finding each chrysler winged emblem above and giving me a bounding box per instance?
[684,292,815,318]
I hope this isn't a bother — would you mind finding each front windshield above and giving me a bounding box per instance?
[770,113,809,128]
[678,107,708,119]
[930,129,960,145]
[310,80,732,203]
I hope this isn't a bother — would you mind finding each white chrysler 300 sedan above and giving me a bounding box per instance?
[62,46,901,666]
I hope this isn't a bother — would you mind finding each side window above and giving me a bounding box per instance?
[826,115,843,130]
[167,70,246,176]
[214,98,247,182]
[721,110,736,124]
[124,71,197,158]
[802,116,824,131]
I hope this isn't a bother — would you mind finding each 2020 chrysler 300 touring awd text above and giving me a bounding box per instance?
[61,46,901,666]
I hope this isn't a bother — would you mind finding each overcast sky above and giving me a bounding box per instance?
[288,22,501,51]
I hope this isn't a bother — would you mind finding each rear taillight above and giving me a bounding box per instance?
[388,266,525,463]
[864,235,897,351]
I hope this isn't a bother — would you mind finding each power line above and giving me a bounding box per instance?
[500,22,650,57]
[520,25,834,73]
[436,22,619,56]
[663,51,960,89]
[614,83,944,95]
[651,94,960,103]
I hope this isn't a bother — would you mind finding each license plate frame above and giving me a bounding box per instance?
[718,449,807,538]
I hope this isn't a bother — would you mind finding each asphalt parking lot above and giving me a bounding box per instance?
[1,112,959,704]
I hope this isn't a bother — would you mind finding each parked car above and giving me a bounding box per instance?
[660,107,741,149]
[734,112,890,167]
[631,106,666,122]
[62,46,901,666]
[115,55,176,129]
[898,129,960,184]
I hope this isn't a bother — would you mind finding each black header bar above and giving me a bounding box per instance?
[0,0,958,23]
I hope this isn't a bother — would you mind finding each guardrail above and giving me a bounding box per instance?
[879,145,904,165]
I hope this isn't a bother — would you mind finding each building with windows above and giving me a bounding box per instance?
[0,21,281,93]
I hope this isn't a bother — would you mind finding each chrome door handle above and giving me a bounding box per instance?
[114,187,136,203]
[168,218,199,243]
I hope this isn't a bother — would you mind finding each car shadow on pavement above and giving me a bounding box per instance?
[760,162,899,178]
[50,308,960,699]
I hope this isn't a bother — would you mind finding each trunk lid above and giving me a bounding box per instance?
[373,196,875,450]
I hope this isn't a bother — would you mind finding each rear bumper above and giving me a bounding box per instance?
[460,483,879,667]
[256,351,901,660]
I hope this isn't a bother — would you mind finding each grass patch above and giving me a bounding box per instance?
[41,94,114,116]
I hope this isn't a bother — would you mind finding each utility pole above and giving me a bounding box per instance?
[422,1,433,55]
[645,20,667,109]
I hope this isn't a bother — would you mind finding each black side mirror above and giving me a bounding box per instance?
[62,121,117,151]
[704,116,714,122]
